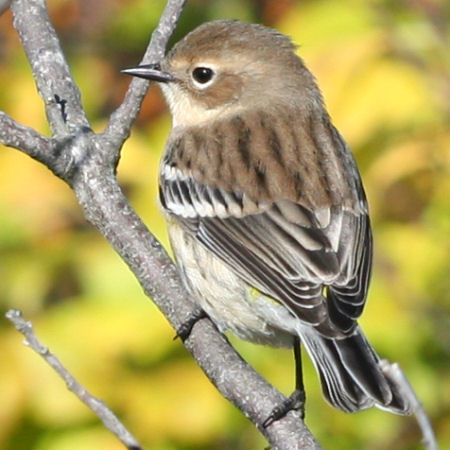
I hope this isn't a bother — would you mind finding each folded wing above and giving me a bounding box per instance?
[160,170,372,338]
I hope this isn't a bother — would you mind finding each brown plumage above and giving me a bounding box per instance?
[165,110,360,209]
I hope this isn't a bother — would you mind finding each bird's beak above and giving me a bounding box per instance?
[121,63,174,83]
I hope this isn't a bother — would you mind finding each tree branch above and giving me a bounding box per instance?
[0,111,52,163]
[11,0,90,136]
[1,1,323,448]
[103,0,187,149]
[5,309,143,450]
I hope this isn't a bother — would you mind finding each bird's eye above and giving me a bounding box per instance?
[192,67,215,85]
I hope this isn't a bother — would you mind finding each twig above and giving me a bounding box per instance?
[0,111,52,164]
[5,309,143,450]
[102,0,187,149]
[380,361,438,450]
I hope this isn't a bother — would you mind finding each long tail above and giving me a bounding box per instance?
[298,325,413,414]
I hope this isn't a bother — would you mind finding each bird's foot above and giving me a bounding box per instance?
[263,389,305,428]
[174,308,207,341]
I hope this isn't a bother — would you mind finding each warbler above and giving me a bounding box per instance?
[123,20,414,419]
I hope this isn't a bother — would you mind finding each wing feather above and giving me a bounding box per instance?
[161,170,372,335]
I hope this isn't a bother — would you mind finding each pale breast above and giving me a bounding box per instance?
[166,217,296,347]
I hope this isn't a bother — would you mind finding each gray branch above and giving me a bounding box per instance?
[1,0,322,448]
[0,111,52,164]
[102,0,187,149]
[11,0,90,137]
[5,309,143,450]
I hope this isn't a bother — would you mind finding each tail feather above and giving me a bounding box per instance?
[334,332,392,404]
[298,325,414,414]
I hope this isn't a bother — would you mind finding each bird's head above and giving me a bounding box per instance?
[123,20,323,128]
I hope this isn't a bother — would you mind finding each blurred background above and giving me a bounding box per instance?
[0,0,449,449]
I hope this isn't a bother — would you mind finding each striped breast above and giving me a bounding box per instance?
[159,108,365,216]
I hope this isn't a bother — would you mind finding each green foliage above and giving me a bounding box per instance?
[0,1,449,449]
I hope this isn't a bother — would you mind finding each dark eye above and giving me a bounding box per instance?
[192,67,214,84]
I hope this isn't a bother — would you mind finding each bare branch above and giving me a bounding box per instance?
[10,0,90,136]
[5,309,143,450]
[0,111,52,163]
[102,0,187,149]
[184,320,323,449]
[380,361,438,450]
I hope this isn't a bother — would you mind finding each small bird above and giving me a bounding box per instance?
[124,20,415,421]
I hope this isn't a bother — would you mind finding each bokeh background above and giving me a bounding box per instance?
[0,0,449,449]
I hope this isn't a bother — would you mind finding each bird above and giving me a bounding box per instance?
[123,19,416,422]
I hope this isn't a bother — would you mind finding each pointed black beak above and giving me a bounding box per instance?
[121,63,174,83]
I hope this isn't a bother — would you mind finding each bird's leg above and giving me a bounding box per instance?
[293,335,306,418]
[294,336,306,419]
[174,308,208,341]
[263,336,306,427]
